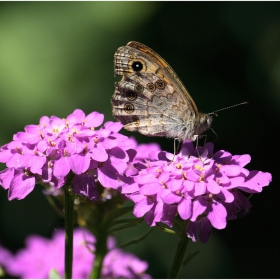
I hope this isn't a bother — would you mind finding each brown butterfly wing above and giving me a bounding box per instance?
[112,72,196,140]
[118,41,199,115]
[112,41,212,141]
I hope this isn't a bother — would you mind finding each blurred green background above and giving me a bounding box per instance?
[0,2,279,278]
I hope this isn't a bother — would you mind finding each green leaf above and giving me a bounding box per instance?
[49,268,61,279]
[156,223,177,235]
[119,228,153,249]
[0,266,6,277]
[109,217,144,233]
[182,250,201,267]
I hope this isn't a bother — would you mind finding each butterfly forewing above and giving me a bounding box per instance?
[111,41,212,141]
[126,41,199,115]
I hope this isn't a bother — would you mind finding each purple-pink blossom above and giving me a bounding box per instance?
[125,138,161,176]
[121,141,272,243]
[0,228,151,279]
[0,109,135,200]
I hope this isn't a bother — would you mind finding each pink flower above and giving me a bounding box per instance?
[121,141,272,243]
[1,228,150,279]
[103,248,151,279]
[125,138,161,176]
[0,109,135,200]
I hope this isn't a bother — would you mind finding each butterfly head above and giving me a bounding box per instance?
[196,113,213,137]
[180,113,213,142]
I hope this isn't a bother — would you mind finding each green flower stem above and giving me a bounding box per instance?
[89,231,108,279]
[64,186,75,279]
[167,221,189,279]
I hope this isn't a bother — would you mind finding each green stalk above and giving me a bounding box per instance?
[167,221,189,279]
[64,186,75,279]
[89,231,108,278]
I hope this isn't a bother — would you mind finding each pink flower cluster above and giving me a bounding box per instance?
[0,109,273,244]
[122,141,272,243]
[0,109,134,200]
[0,228,151,279]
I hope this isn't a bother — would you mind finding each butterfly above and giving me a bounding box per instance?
[111,41,213,142]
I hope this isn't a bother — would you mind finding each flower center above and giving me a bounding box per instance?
[194,165,204,171]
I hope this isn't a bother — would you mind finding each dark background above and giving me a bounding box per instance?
[0,2,279,278]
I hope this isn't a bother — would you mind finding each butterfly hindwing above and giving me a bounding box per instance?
[112,41,213,141]
[112,72,195,139]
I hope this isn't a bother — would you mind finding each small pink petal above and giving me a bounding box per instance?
[231,154,251,167]
[207,201,227,229]
[68,154,90,175]
[85,112,104,128]
[199,217,212,243]
[133,198,154,218]
[53,157,70,178]
[121,183,139,194]
[162,191,182,204]
[0,168,15,189]
[191,197,208,221]
[194,182,206,196]
[8,174,35,200]
[90,147,108,162]
[178,198,192,220]
[206,179,220,194]
[140,182,162,195]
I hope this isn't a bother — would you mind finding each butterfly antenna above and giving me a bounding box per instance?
[208,102,249,116]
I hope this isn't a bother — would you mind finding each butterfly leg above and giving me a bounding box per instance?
[194,135,208,159]
[170,138,182,163]
[193,135,201,158]
[210,127,218,143]
[197,128,218,158]
[201,134,208,148]
[175,138,182,155]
